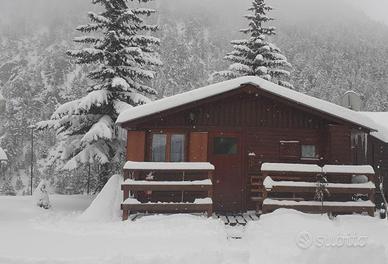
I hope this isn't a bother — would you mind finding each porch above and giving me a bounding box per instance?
[120,161,377,220]
[121,161,214,220]
[260,163,376,216]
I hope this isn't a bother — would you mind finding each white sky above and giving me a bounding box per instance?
[349,0,388,25]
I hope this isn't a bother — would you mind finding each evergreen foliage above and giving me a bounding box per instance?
[37,0,161,186]
[214,0,293,88]
[1,177,16,196]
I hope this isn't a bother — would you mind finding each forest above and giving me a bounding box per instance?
[0,0,387,195]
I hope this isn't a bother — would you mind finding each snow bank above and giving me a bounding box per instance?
[245,209,388,264]
[2,195,388,264]
[79,174,123,222]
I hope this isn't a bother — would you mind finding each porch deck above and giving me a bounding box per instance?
[260,163,376,216]
[121,161,215,220]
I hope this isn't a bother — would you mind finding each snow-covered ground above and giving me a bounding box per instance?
[1,194,388,263]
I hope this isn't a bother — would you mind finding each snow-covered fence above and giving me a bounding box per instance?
[121,161,214,220]
[259,163,376,216]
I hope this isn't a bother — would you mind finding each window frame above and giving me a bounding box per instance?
[213,136,238,155]
[148,130,188,162]
[300,144,318,160]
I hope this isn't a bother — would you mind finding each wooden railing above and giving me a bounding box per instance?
[121,161,214,220]
[257,163,376,216]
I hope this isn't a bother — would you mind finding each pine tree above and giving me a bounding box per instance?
[15,177,25,191]
[1,176,16,196]
[214,0,293,88]
[37,0,161,187]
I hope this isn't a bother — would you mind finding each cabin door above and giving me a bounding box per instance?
[209,131,243,212]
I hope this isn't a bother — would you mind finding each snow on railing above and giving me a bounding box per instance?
[263,176,375,191]
[123,161,215,171]
[123,197,212,205]
[261,163,375,175]
[261,163,321,173]
[123,179,212,186]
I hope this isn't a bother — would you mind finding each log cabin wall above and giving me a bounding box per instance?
[326,125,352,164]
[367,136,388,202]
[124,84,362,211]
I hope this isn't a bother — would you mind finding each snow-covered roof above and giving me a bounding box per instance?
[116,76,377,131]
[359,112,388,143]
[0,147,7,161]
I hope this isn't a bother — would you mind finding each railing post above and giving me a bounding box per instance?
[181,171,185,202]
[122,209,129,221]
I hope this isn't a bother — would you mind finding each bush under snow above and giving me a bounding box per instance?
[33,180,51,209]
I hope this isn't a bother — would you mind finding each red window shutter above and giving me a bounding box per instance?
[189,132,208,162]
[126,131,146,161]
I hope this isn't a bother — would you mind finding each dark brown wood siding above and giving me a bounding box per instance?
[367,136,388,201]
[326,125,352,164]
[132,90,328,130]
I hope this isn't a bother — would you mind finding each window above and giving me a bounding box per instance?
[214,137,237,155]
[301,145,316,159]
[151,134,167,161]
[151,133,186,162]
[170,134,185,162]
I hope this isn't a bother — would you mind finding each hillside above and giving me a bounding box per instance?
[0,0,387,192]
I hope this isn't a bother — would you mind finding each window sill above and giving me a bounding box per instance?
[300,157,320,161]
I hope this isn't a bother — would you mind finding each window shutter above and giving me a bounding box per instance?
[189,132,208,162]
[126,131,146,161]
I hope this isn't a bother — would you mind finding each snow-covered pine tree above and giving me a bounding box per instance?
[214,0,293,88]
[37,0,161,188]
[1,177,16,196]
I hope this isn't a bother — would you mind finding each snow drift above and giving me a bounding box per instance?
[79,174,123,222]
[245,209,388,264]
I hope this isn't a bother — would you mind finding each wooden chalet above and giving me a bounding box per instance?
[116,76,382,219]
